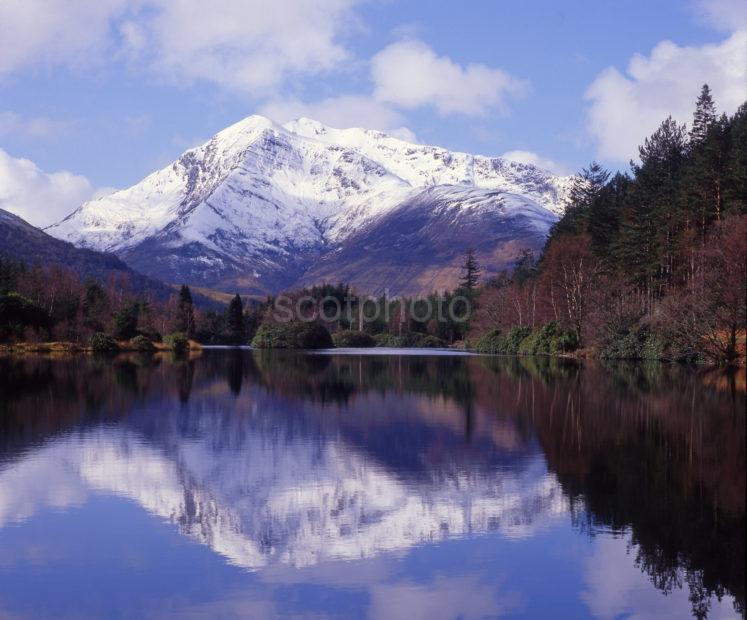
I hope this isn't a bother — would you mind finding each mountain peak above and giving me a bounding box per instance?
[47,115,574,296]
[284,116,330,135]
[209,114,282,146]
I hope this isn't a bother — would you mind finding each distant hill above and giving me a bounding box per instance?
[0,208,217,306]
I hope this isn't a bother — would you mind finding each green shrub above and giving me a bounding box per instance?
[89,332,119,354]
[0,293,49,340]
[473,329,506,354]
[518,331,539,355]
[138,329,162,343]
[129,335,156,352]
[602,331,638,359]
[164,332,189,355]
[251,322,333,349]
[535,322,559,354]
[371,332,445,348]
[112,303,140,340]
[505,326,532,354]
[516,322,578,355]
[475,326,532,354]
[374,333,400,347]
[416,334,446,348]
[641,334,664,360]
[554,328,579,353]
[395,332,444,347]
[601,326,664,360]
[474,329,505,353]
[332,330,376,348]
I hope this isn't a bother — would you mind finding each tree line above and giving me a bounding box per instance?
[2,84,744,361]
[0,255,473,349]
[0,258,263,348]
[470,85,746,364]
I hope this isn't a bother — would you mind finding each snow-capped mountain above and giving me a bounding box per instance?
[48,116,573,295]
[0,400,568,571]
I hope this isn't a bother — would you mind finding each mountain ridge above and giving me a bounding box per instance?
[0,207,167,294]
[0,207,219,307]
[47,115,573,296]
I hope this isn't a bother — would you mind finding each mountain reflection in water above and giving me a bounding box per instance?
[0,351,743,620]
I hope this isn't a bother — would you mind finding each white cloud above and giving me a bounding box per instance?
[0,111,71,139]
[259,95,417,142]
[368,575,523,620]
[501,150,572,176]
[138,0,361,95]
[371,39,527,116]
[693,0,747,32]
[258,38,525,142]
[259,38,528,140]
[0,149,108,227]
[585,30,747,162]
[0,0,131,75]
[581,534,739,619]
[0,0,362,96]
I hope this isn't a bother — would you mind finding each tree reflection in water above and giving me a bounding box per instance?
[0,351,743,618]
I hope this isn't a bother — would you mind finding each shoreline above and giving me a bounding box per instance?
[2,340,744,367]
[0,340,203,356]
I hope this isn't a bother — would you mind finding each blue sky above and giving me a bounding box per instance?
[1,0,746,225]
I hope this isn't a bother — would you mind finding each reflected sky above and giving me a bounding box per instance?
[0,351,743,619]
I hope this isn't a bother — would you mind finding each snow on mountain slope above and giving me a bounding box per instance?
[285,117,572,214]
[47,115,573,295]
[0,415,567,571]
[300,186,558,295]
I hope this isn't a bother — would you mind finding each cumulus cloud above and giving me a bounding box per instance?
[136,0,361,94]
[0,149,108,227]
[0,3,526,134]
[260,95,417,142]
[585,30,747,162]
[259,38,524,142]
[501,150,572,176]
[693,0,747,32]
[371,39,528,116]
[0,0,362,95]
[0,0,131,75]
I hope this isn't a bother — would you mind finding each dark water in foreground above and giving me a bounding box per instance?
[0,350,744,620]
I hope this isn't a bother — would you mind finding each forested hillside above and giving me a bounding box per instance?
[471,85,746,363]
[2,85,744,363]
[0,208,171,297]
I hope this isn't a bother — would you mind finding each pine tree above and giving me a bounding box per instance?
[587,172,628,260]
[112,301,141,340]
[81,280,109,332]
[226,294,245,344]
[460,248,481,292]
[176,285,195,337]
[513,249,537,284]
[690,84,716,146]
[683,88,729,238]
[724,103,747,213]
[616,117,688,293]
[0,257,25,295]
[551,162,610,237]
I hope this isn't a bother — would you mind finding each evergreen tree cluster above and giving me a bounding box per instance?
[470,85,747,363]
[0,256,263,347]
[549,85,746,294]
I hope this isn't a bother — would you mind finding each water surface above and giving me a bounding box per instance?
[0,351,744,619]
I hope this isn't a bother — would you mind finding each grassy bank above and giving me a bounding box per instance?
[0,339,202,356]
[467,322,746,366]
